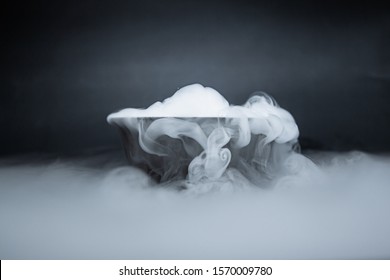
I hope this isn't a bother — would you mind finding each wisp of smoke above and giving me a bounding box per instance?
[0,84,389,259]
[107,84,316,192]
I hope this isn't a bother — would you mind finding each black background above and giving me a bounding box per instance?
[1,0,389,155]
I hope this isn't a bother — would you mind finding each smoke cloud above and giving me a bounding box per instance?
[0,85,389,259]
[107,84,308,191]
[0,150,389,259]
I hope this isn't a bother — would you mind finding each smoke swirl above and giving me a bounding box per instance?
[108,84,313,190]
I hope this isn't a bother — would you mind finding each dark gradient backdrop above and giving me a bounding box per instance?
[1,0,389,155]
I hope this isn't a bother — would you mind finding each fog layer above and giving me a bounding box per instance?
[0,151,389,259]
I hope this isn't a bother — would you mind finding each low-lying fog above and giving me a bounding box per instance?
[0,150,389,259]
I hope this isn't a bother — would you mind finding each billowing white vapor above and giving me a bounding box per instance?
[107,84,314,191]
[1,85,389,259]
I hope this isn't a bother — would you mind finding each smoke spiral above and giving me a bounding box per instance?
[108,84,312,190]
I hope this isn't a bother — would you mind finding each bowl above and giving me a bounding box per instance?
[109,116,298,185]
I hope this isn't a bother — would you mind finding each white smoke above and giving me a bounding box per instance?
[0,84,389,259]
[0,151,389,259]
[107,84,306,190]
